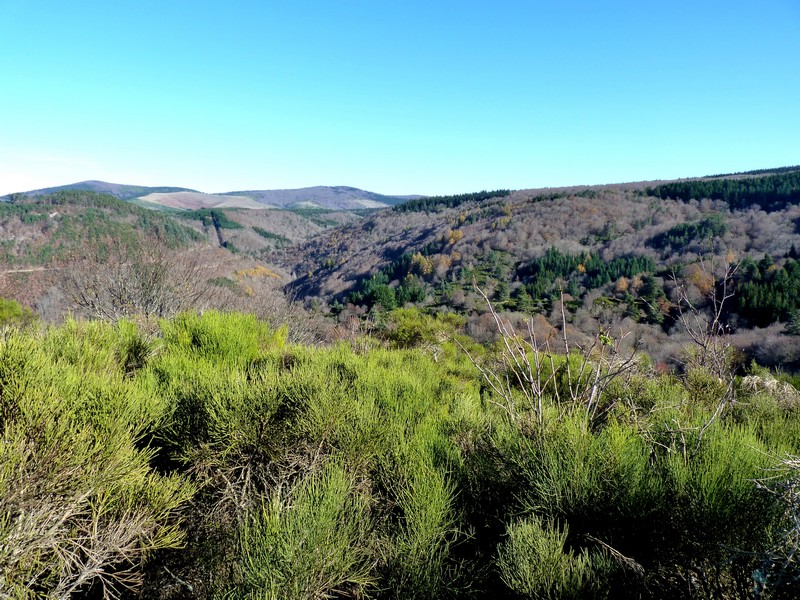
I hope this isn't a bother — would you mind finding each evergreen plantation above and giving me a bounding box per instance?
[2,310,800,599]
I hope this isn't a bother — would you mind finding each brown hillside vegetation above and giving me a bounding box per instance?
[3,170,800,370]
[280,172,800,369]
[283,183,799,302]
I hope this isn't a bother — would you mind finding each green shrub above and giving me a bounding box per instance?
[0,326,192,597]
[666,424,776,550]
[234,463,375,600]
[3,310,800,598]
[160,310,286,366]
[498,515,612,599]
[384,450,462,599]
[0,298,37,328]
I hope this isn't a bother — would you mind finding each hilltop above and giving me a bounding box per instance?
[224,185,421,209]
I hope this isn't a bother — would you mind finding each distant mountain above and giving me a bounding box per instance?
[2,180,199,201]
[3,181,423,211]
[224,186,422,210]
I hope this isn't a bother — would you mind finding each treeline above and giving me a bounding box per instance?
[284,207,339,227]
[252,226,291,246]
[179,208,243,229]
[646,170,800,211]
[3,311,800,598]
[393,189,511,213]
[5,189,134,210]
[517,247,657,293]
[513,247,663,320]
[707,165,800,178]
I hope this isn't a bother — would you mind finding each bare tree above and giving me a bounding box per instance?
[673,255,740,380]
[60,238,219,321]
[460,286,639,428]
[672,254,741,451]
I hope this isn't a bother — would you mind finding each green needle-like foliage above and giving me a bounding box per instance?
[236,463,376,600]
[2,310,800,598]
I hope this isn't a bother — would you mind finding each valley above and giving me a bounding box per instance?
[3,168,799,370]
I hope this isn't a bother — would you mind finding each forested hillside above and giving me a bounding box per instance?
[4,171,800,369]
[0,191,318,329]
[282,170,800,369]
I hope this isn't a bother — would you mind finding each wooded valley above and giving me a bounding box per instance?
[2,168,800,598]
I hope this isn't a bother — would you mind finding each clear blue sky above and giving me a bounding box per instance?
[1,1,798,196]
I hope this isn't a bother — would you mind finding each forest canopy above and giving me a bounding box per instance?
[646,170,800,211]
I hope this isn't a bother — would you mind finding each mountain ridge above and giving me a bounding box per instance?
[2,181,423,211]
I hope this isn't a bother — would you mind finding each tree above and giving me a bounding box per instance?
[60,237,218,321]
[372,284,397,311]
[0,297,37,328]
[787,310,800,336]
[674,256,739,380]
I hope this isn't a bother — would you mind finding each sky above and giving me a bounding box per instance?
[1,1,798,196]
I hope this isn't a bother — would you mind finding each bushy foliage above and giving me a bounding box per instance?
[0,298,37,328]
[236,464,375,600]
[498,516,612,600]
[3,311,800,599]
[0,321,192,598]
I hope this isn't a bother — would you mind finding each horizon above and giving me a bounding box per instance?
[6,163,800,200]
[1,1,798,197]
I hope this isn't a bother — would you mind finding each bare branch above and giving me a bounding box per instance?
[462,283,639,427]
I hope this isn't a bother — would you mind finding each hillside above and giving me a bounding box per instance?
[0,189,358,264]
[281,169,800,368]
[224,185,421,209]
[0,191,313,328]
[135,191,270,210]
[4,168,800,370]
